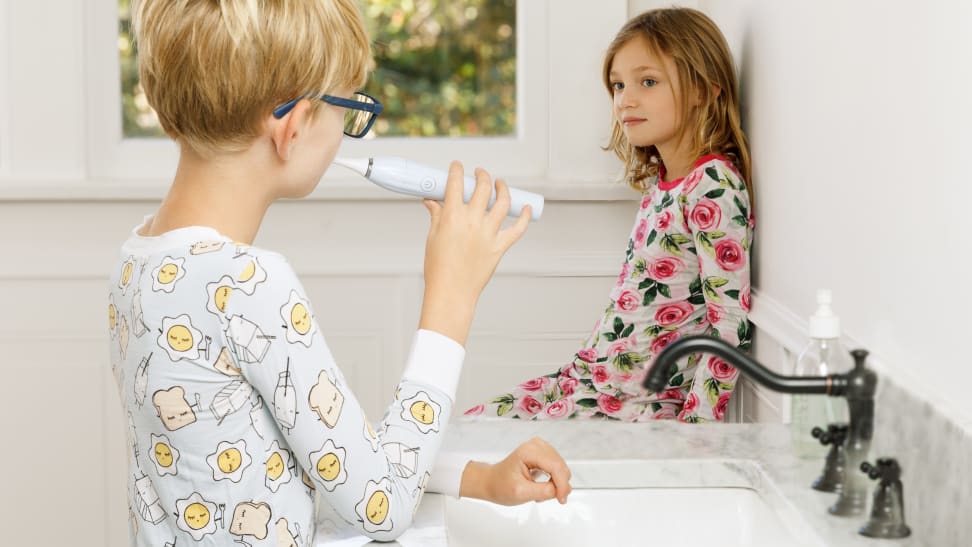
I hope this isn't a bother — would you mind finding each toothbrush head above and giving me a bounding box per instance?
[332,157,372,177]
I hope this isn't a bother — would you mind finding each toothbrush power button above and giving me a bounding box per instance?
[420,178,436,192]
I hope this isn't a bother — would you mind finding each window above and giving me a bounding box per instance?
[117,0,517,139]
[88,1,623,196]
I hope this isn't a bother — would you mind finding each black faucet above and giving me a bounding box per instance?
[644,335,878,516]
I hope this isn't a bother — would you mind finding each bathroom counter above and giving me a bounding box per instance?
[315,420,923,546]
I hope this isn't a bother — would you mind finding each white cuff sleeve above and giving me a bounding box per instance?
[401,329,465,402]
[426,452,470,498]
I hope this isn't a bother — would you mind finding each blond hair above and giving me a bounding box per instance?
[131,0,372,156]
[603,8,752,203]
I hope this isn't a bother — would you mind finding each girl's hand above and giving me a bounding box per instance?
[459,437,573,505]
[419,161,531,345]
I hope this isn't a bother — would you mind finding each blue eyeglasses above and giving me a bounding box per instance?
[272,91,384,138]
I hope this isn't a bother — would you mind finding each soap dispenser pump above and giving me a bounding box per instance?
[791,289,851,458]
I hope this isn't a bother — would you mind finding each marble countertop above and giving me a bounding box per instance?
[316,420,925,547]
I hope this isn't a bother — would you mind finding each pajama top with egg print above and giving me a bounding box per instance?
[108,222,464,546]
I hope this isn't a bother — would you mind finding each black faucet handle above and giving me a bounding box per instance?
[860,458,901,482]
[812,423,849,446]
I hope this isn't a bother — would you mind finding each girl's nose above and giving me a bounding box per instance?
[616,90,637,109]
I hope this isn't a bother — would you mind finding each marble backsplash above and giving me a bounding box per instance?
[869,374,972,546]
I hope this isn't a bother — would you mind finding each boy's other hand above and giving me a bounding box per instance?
[419,161,531,346]
[459,437,572,506]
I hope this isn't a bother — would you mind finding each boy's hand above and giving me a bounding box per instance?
[459,437,572,505]
[419,161,531,345]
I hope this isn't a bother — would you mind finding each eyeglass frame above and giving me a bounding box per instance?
[271,91,384,138]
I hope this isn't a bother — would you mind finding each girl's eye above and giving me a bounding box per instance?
[642,79,657,87]
[611,81,624,91]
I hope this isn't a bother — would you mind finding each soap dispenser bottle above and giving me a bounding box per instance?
[791,289,851,458]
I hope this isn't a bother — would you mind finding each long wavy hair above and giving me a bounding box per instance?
[603,8,752,204]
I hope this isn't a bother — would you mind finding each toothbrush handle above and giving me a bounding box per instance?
[367,157,544,220]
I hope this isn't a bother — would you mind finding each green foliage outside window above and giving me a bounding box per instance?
[118,0,516,138]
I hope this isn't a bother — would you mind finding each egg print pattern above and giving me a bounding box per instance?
[110,229,465,544]
[280,290,315,346]
[308,439,348,491]
[400,391,442,434]
[206,275,236,320]
[118,256,135,293]
[149,433,180,476]
[206,439,252,483]
[157,314,204,362]
[264,440,294,493]
[108,293,118,335]
[234,254,267,295]
[151,256,186,293]
[355,478,394,534]
[175,492,220,540]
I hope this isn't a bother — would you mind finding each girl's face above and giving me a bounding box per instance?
[609,36,684,151]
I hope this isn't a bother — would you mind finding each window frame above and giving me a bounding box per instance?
[88,2,545,187]
[70,0,631,200]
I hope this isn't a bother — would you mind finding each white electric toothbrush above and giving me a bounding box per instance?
[333,156,544,220]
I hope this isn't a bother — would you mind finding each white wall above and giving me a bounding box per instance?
[694,0,972,425]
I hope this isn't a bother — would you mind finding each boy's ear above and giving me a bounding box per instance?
[269,99,312,162]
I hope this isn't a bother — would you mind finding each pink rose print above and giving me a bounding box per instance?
[714,239,746,271]
[658,388,684,400]
[608,336,637,356]
[640,195,651,210]
[544,399,575,419]
[518,396,542,417]
[650,331,680,354]
[576,348,597,363]
[615,262,631,289]
[708,356,738,383]
[633,218,649,248]
[616,290,639,312]
[519,377,552,392]
[559,376,579,397]
[740,282,751,312]
[647,256,684,280]
[597,393,624,415]
[713,391,732,421]
[652,406,677,420]
[591,365,610,384]
[677,393,699,420]
[654,210,673,231]
[654,302,694,327]
[464,404,485,416]
[690,198,722,231]
[683,168,704,193]
[706,303,725,324]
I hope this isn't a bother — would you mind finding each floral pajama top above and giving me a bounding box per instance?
[467,155,754,423]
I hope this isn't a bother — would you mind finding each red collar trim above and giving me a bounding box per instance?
[657,154,729,191]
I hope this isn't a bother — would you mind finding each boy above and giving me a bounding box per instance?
[109,0,570,544]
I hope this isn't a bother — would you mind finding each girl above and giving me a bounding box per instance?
[468,8,754,423]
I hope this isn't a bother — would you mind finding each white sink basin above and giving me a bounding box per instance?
[447,486,790,546]
[314,459,824,547]
[444,459,821,547]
